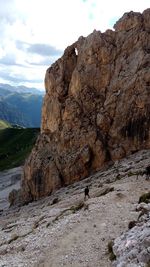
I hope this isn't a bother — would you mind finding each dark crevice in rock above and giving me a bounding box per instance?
[121,112,150,142]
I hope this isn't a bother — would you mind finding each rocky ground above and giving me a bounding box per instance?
[0,150,150,267]
[0,167,22,211]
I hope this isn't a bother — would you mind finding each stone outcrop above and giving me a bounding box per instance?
[21,9,150,202]
[113,203,150,267]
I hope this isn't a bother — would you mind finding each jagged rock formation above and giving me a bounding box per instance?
[21,9,150,202]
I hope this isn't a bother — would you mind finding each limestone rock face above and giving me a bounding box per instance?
[113,203,150,266]
[21,9,150,202]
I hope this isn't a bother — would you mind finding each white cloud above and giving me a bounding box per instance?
[0,0,149,89]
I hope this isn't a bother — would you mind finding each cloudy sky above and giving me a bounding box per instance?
[0,0,149,90]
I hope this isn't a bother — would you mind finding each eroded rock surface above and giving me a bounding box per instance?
[113,203,150,267]
[0,167,22,210]
[22,9,150,202]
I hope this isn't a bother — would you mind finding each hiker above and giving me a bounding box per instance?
[84,186,90,200]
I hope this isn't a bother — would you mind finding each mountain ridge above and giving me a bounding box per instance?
[0,83,44,95]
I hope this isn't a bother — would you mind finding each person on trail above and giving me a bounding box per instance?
[84,185,90,200]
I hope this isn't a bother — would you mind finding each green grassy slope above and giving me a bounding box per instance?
[0,127,40,171]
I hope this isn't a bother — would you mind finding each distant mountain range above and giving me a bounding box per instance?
[0,83,44,95]
[0,84,44,128]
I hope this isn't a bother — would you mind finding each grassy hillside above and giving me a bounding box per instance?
[0,120,11,129]
[0,127,40,171]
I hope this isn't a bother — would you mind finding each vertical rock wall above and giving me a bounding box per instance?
[22,9,150,202]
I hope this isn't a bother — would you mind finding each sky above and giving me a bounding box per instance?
[0,0,149,90]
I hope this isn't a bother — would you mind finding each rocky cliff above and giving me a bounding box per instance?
[21,9,150,202]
